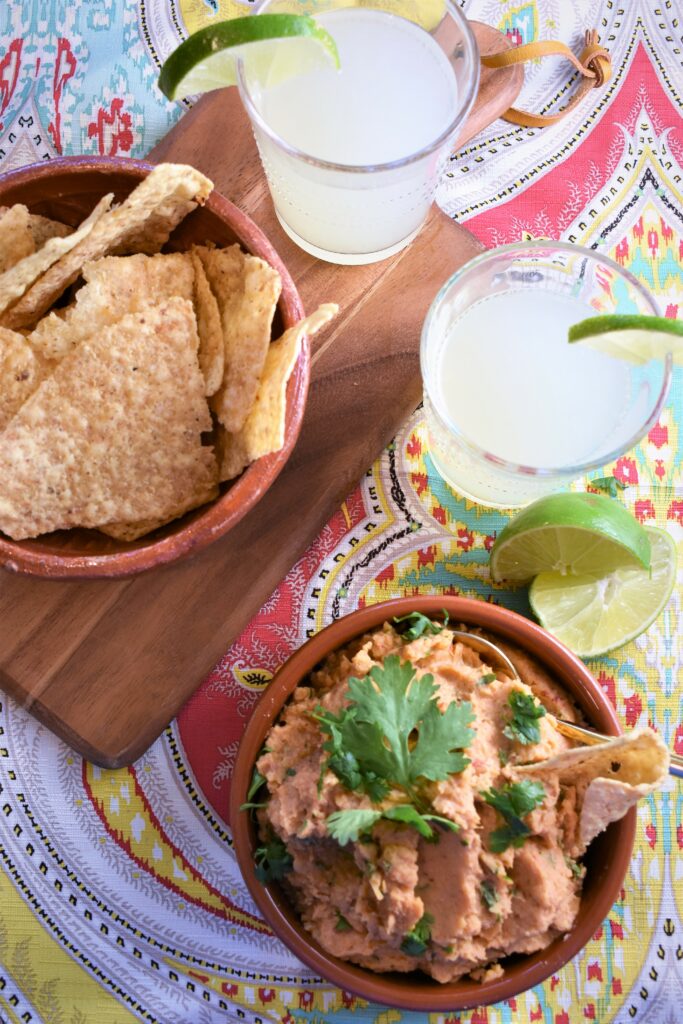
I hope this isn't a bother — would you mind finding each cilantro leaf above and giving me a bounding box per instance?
[346,655,475,789]
[326,809,382,845]
[400,913,434,956]
[335,911,352,932]
[423,813,460,833]
[382,804,435,838]
[254,838,292,882]
[247,768,266,802]
[480,672,497,685]
[393,610,449,642]
[480,879,498,910]
[503,690,546,746]
[591,475,626,498]
[482,780,546,853]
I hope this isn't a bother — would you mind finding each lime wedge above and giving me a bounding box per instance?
[529,527,677,657]
[158,14,340,101]
[490,493,651,584]
[568,314,683,366]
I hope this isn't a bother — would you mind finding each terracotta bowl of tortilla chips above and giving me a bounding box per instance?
[230,595,637,1012]
[0,156,310,578]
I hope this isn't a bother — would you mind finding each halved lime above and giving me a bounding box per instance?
[490,493,651,584]
[529,527,677,658]
[158,14,340,101]
[568,314,683,366]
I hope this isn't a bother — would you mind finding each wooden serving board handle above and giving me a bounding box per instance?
[0,23,522,766]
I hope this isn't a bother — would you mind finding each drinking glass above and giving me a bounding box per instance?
[420,241,672,508]
[238,0,479,264]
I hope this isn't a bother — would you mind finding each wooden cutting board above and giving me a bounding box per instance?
[0,22,522,767]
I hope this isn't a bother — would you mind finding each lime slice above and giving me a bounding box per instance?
[158,14,340,101]
[568,314,683,366]
[529,527,677,657]
[490,493,651,584]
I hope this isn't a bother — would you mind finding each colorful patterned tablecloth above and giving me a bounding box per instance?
[1,2,682,1022]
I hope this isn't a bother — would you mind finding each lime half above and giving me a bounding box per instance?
[568,314,683,366]
[529,527,677,658]
[158,14,340,101]
[490,493,651,584]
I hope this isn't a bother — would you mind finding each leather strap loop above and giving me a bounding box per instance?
[481,29,612,128]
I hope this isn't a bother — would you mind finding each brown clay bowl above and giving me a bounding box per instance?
[230,595,635,1012]
[0,156,308,578]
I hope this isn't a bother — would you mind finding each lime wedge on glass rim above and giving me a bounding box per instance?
[529,527,677,658]
[158,14,340,101]
[568,314,683,366]
[490,493,651,584]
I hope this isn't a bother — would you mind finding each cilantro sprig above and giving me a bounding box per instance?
[400,913,434,956]
[590,475,626,498]
[240,767,268,811]
[316,655,474,842]
[480,879,498,911]
[503,690,546,746]
[254,837,292,882]
[481,780,546,853]
[326,804,459,846]
[393,610,449,642]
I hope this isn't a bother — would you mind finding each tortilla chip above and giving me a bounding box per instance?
[0,194,113,322]
[191,250,224,396]
[514,728,668,851]
[99,486,214,542]
[3,163,213,330]
[0,327,54,431]
[0,205,35,272]
[28,252,196,361]
[28,213,71,248]
[197,244,281,432]
[219,303,338,481]
[0,297,218,539]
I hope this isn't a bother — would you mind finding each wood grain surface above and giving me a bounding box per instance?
[0,22,523,766]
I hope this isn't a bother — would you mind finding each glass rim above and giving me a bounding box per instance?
[420,239,673,479]
[236,1,480,174]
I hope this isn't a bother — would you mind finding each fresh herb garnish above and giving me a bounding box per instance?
[316,655,474,839]
[481,780,546,853]
[327,804,459,846]
[480,672,497,685]
[565,855,583,879]
[498,749,509,767]
[335,911,352,932]
[240,768,268,811]
[503,690,546,746]
[254,837,292,882]
[393,610,449,642]
[400,913,434,956]
[480,879,498,910]
[590,475,626,498]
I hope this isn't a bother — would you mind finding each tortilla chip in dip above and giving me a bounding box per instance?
[2,164,212,330]
[0,297,218,539]
[513,728,669,850]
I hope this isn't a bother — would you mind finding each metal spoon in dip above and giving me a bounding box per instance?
[451,629,683,781]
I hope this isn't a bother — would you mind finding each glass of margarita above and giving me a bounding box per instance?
[238,1,479,264]
[421,241,672,508]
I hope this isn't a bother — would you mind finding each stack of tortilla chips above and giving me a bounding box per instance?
[0,164,337,542]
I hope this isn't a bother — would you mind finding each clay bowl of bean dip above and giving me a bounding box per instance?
[230,596,656,1011]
